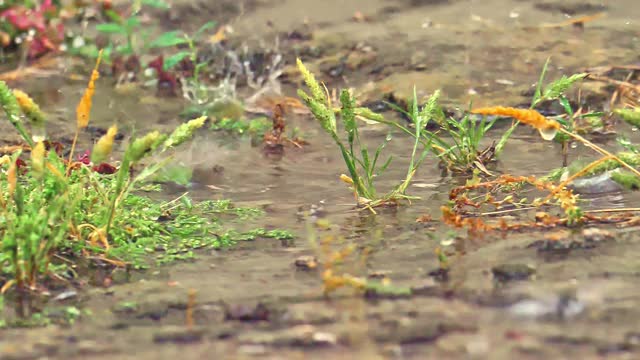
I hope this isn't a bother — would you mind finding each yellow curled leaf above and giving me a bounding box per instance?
[91,124,118,164]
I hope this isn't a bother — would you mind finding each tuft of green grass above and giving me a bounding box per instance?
[616,107,640,128]
[0,68,294,292]
[209,116,272,140]
[426,109,497,174]
[297,59,432,209]
[611,170,640,190]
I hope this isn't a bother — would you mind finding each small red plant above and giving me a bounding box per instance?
[0,0,65,58]
[148,56,180,97]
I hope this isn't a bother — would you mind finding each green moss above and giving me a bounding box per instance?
[364,281,412,298]
[153,164,193,186]
[96,195,291,269]
[616,108,640,128]
[611,170,640,190]
[210,117,271,138]
[541,167,567,182]
[585,152,640,176]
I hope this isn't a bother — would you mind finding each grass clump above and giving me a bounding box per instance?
[0,54,294,292]
[616,107,640,128]
[297,59,433,210]
[424,105,497,174]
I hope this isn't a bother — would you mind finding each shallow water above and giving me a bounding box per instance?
[3,0,640,359]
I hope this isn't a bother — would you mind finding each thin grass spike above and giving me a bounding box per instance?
[0,82,33,147]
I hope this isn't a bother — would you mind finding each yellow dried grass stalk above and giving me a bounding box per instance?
[7,157,16,196]
[68,50,103,174]
[76,50,103,129]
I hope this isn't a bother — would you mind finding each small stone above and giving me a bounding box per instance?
[582,228,614,242]
[153,326,206,344]
[514,338,544,354]
[368,270,392,279]
[508,299,554,318]
[415,215,433,223]
[239,325,337,347]
[492,264,536,282]
[312,331,337,346]
[0,344,43,360]
[410,278,439,295]
[543,230,571,242]
[495,79,515,86]
[238,344,269,356]
[53,290,78,302]
[282,305,336,325]
[466,336,490,355]
[294,256,317,270]
[381,344,403,358]
[374,320,473,344]
[437,333,470,353]
[224,302,270,322]
[508,296,584,319]
[75,340,111,356]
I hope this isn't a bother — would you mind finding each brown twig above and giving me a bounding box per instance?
[585,208,640,214]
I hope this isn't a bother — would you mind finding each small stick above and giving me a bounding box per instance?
[480,206,537,216]
[186,288,197,328]
[540,12,605,28]
[586,208,640,214]
[588,74,640,91]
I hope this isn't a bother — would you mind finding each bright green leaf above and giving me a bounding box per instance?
[96,23,126,34]
[150,31,188,48]
[194,21,217,39]
[164,51,191,70]
[124,17,141,31]
[141,0,170,9]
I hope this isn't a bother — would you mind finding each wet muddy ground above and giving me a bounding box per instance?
[3,0,640,358]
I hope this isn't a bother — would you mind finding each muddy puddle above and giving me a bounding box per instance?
[2,0,640,359]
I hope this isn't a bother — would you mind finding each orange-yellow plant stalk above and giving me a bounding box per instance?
[7,157,16,197]
[472,106,560,140]
[472,106,640,179]
[77,51,103,129]
[67,50,103,174]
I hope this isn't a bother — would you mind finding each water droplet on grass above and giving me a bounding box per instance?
[538,127,557,141]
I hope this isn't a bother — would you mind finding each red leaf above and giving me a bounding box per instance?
[77,150,91,165]
[92,163,117,174]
